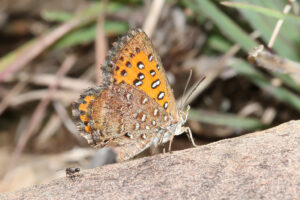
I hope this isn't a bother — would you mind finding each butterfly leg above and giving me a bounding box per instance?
[158,131,173,153]
[168,133,175,152]
[182,126,198,147]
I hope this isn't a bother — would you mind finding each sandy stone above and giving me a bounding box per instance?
[2,120,300,200]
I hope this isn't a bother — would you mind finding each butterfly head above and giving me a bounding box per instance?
[176,104,190,132]
[164,105,189,136]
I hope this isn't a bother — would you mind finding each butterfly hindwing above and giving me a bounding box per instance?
[73,83,171,160]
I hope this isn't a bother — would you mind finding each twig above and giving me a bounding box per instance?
[178,31,260,106]
[0,20,80,81]
[0,81,26,115]
[9,89,78,106]
[95,0,109,84]
[268,2,292,48]
[4,72,93,91]
[290,0,299,15]
[35,100,81,149]
[35,114,62,148]
[143,0,165,37]
[0,2,103,82]
[248,45,300,77]
[52,100,78,138]
[6,55,76,173]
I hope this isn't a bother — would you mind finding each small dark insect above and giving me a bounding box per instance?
[66,167,80,178]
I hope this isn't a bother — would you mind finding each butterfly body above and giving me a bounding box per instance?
[73,29,191,161]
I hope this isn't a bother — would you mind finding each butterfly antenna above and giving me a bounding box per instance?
[182,76,206,109]
[179,70,193,110]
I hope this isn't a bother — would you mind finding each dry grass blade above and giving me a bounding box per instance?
[0,1,112,82]
[143,0,165,37]
[4,55,77,175]
[178,30,260,106]
[0,82,26,115]
[290,0,299,15]
[9,89,78,106]
[4,72,93,91]
[0,20,83,82]
[34,114,62,148]
[52,100,78,138]
[95,0,108,84]
[268,2,292,48]
[248,45,300,83]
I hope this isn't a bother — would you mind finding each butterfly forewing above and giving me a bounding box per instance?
[103,29,178,118]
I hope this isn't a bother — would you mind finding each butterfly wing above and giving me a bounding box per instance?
[73,83,170,161]
[73,29,181,161]
[102,29,178,119]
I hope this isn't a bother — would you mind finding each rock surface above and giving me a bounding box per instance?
[2,120,300,200]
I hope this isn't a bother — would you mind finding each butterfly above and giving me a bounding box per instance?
[72,28,196,161]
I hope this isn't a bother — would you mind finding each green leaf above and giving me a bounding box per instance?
[231,60,300,112]
[207,35,232,52]
[221,1,300,24]
[0,2,125,74]
[228,0,300,61]
[53,21,128,49]
[41,10,73,22]
[189,109,267,130]
[189,0,258,51]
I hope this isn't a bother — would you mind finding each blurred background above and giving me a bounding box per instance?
[1,0,300,192]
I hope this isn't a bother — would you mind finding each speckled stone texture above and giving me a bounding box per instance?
[2,120,300,200]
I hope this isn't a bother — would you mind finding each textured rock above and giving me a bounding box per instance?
[2,120,300,200]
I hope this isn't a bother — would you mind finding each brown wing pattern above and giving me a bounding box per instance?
[73,83,171,161]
